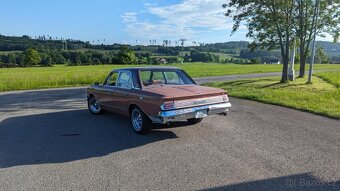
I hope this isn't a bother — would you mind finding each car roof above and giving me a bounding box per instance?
[111,66,180,72]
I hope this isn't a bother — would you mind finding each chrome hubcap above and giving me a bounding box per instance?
[89,97,101,113]
[132,109,143,131]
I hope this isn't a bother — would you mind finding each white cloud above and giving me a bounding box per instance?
[147,0,230,30]
[121,0,234,42]
[317,33,335,42]
[121,12,138,23]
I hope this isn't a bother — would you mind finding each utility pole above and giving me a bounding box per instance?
[179,39,186,51]
[179,39,187,64]
[308,0,320,83]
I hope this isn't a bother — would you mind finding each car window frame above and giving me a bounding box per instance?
[104,71,119,87]
[104,70,141,90]
[139,70,152,87]
[116,71,132,89]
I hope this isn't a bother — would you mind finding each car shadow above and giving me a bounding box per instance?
[153,121,193,129]
[0,110,178,168]
[201,173,339,191]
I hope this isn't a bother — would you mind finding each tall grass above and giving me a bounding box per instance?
[0,63,339,91]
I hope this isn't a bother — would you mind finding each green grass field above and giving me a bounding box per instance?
[315,71,340,88]
[0,63,339,92]
[0,50,23,54]
[207,72,340,119]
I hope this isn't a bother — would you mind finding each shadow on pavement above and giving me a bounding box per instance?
[0,88,86,111]
[0,110,178,168]
[202,173,339,191]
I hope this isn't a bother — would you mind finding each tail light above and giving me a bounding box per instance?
[161,101,176,110]
[222,95,229,102]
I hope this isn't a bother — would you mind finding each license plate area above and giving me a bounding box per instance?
[195,109,208,118]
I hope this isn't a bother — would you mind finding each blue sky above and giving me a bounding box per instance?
[0,0,250,45]
[0,0,331,45]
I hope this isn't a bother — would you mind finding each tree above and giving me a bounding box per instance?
[223,0,295,83]
[116,47,137,64]
[213,54,221,63]
[190,50,213,62]
[250,58,261,64]
[52,51,67,64]
[8,54,16,64]
[184,53,190,62]
[316,46,329,64]
[24,48,41,66]
[40,53,52,66]
[296,0,340,77]
[68,52,81,65]
[16,54,25,66]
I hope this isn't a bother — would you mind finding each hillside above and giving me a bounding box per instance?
[0,34,340,66]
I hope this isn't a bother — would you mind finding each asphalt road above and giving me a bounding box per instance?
[0,75,339,191]
[194,72,282,84]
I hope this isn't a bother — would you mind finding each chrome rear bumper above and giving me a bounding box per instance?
[149,102,231,124]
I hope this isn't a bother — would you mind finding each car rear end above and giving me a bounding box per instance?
[148,93,231,124]
[137,67,231,125]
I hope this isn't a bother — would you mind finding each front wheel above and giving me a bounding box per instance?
[131,107,151,134]
[88,96,104,115]
[187,118,203,125]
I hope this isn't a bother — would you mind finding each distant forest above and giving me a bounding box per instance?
[0,34,339,68]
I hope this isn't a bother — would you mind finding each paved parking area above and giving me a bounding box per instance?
[0,87,339,190]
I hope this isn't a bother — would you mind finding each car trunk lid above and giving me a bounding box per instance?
[143,85,226,101]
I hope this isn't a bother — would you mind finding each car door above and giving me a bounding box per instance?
[96,71,120,111]
[114,70,134,113]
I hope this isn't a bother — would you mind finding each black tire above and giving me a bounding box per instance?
[187,118,203,125]
[130,107,152,134]
[88,96,104,115]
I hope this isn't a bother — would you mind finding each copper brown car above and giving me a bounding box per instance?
[87,67,231,134]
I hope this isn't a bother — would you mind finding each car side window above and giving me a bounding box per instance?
[106,72,118,86]
[117,71,133,88]
[140,71,151,86]
[164,71,183,84]
[152,71,166,85]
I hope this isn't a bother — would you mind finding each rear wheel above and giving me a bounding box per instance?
[131,107,151,134]
[88,96,104,115]
[187,118,203,125]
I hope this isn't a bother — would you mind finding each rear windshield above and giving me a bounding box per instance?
[140,70,194,86]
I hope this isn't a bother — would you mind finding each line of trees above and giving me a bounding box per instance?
[0,47,140,67]
[184,50,220,62]
[1,47,222,67]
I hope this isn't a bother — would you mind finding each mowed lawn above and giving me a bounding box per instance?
[207,71,340,119]
[0,63,339,92]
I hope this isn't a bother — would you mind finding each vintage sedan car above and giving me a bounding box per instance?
[87,67,231,134]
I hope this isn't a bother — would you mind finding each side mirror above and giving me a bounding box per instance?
[94,82,100,86]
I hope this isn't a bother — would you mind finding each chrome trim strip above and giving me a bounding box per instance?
[149,102,231,124]
[174,96,225,109]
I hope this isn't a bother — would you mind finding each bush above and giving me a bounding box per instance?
[116,47,137,64]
